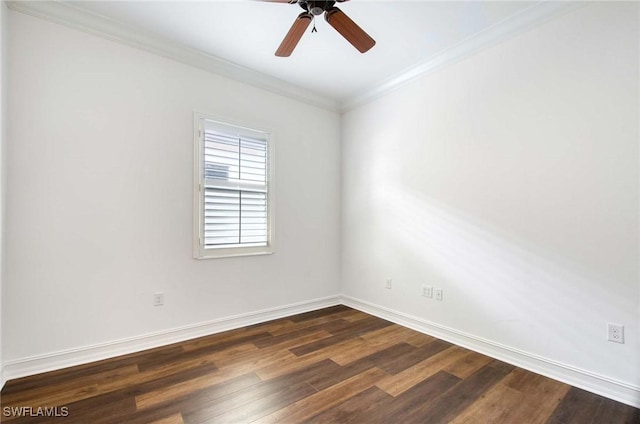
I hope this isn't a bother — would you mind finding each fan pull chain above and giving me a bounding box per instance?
[311,17,317,33]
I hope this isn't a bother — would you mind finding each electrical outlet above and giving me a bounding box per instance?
[435,288,443,301]
[422,285,433,298]
[607,323,624,344]
[154,292,165,307]
[385,278,392,290]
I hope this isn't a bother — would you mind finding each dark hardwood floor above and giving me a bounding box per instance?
[1,305,638,423]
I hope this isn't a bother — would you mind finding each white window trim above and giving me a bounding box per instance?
[193,112,275,259]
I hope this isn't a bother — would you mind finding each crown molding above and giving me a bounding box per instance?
[342,1,586,112]
[7,1,583,113]
[6,0,341,112]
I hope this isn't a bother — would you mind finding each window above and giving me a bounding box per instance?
[194,114,274,258]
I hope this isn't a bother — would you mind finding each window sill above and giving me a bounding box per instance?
[194,246,274,259]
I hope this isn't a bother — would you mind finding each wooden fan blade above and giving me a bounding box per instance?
[275,12,313,57]
[325,7,375,53]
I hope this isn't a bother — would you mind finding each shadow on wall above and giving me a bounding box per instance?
[367,181,636,383]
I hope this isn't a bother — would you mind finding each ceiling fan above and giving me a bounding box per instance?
[264,0,376,57]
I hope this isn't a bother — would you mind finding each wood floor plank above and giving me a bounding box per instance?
[338,311,376,322]
[356,370,463,423]
[498,368,570,423]
[2,387,137,424]
[58,388,139,424]
[327,335,412,367]
[254,338,365,381]
[253,367,387,424]
[449,381,526,424]
[1,364,139,406]
[592,397,640,424]
[348,342,417,371]
[304,342,430,394]
[302,356,376,392]
[442,349,494,379]
[251,324,341,349]
[203,330,331,379]
[545,386,640,424]
[0,345,184,396]
[378,338,452,375]
[135,340,308,411]
[124,373,262,424]
[180,328,273,353]
[60,361,221,424]
[288,315,394,357]
[387,370,464,420]
[94,351,223,395]
[135,368,258,410]
[359,323,437,347]
[545,386,604,424]
[212,331,330,372]
[449,368,570,424]
[182,359,341,424]
[264,309,368,337]
[189,380,316,424]
[304,386,393,424]
[3,383,100,412]
[286,305,352,322]
[268,314,353,337]
[1,306,637,424]
[376,345,468,396]
[148,413,184,424]
[405,360,515,423]
[330,325,437,366]
[403,331,439,348]
[322,336,371,364]
[141,333,271,371]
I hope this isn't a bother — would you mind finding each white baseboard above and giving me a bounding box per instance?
[3,294,638,409]
[341,295,640,409]
[1,295,341,384]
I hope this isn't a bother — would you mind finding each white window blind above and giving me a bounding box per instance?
[195,116,273,258]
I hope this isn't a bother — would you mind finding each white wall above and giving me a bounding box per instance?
[5,11,341,364]
[342,1,639,394]
[0,0,7,388]
[3,0,639,407]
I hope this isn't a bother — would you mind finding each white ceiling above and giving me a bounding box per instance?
[9,1,578,110]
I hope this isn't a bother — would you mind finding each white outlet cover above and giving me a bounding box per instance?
[422,285,433,298]
[607,323,624,344]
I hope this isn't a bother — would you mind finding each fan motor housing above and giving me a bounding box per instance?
[299,1,336,15]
